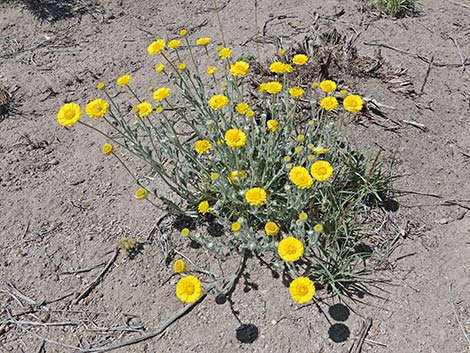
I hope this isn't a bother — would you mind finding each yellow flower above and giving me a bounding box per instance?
[314,224,323,232]
[194,140,212,154]
[264,221,280,236]
[320,96,338,111]
[147,39,166,55]
[310,160,333,182]
[289,277,315,304]
[229,170,246,184]
[296,219,303,226]
[340,89,348,95]
[134,188,149,200]
[207,66,218,75]
[236,102,249,114]
[269,61,293,74]
[198,200,210,214]
[209,95,229,110]
[312,147,328,155]
[284,156,291,162]
[196,37,211,46]
[295,146,303,153]
[258,83,267,93]
[278,237,304,262]
[308,155,315,161]
[231,222,241,232]
[292,54,308,65]
[343,94,363,112]
[245,109,255,118]
[57,102,82,127]
[173,259,187,273]
[101,143,113,156]
[176,275,202,303]
[289,166,313,189]
[218,47,232,59]
[135,102,153,118]
[153,87,171,101]
[245,187,267,206]
[155,63,165,73]
[224,128,247,148]
[312,82,318,88]
[230,61,250,77]
[156,106,164,113]
[289,86,304,98]
[266,119,279,132]
[181,228,190,237]
[85,99,108,118]
[279,49,286,55]
[297,135,305,141]
[96,82,105,90]
[178,63,187,71]
[179,29,188,36]
[263,81,282,94]
[299,212,308,220]
[210,172,219,181]
[319,80,337,93]
[116,74,132,86]
[168,39,181,49]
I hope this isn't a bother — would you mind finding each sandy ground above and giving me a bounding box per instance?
[1,0,470,352]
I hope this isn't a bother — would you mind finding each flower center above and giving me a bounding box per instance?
[298,285,308,296]
[287,244,296,254]
[185,283,195,295]
[64,109,75,120]
[317,166,326,175]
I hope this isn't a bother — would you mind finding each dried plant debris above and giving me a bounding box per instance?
[0,82,11,121]
[5,0,101,22]
[115,237,139,257]
[250,29,416,97]
[0,82,22,121]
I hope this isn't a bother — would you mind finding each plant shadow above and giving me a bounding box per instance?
[11,0,98,22]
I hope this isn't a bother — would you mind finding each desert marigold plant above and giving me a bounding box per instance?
[55,30,389,304]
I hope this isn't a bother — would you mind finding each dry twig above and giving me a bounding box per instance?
[448,0,470,9]
[419,56,434,95]
[449,36,466,73]
[79,294,207,352]
[349,318,373,353]
[449,283,470,349]
[73,249,119,304]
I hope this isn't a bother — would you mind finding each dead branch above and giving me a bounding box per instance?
[449,36,466,73]
[1,319,79,328]
[402,120,427,132]
[79,294,207,352]
[419,56,434,95]
[449,283,470,349]
[448,0,470,9]
[2,281,37,307]
[73,249,119,304]
[364,42,470,68]
[349,318,373,353]
[60,263,106,275]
